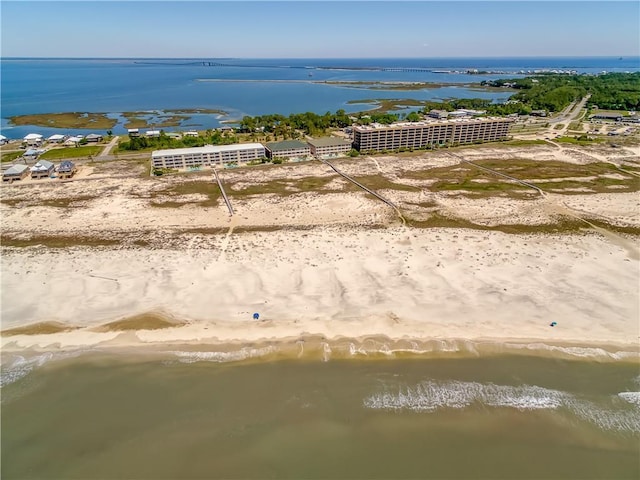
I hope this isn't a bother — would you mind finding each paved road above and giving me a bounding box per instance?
[547,94,591,135]
[98,136,120,158]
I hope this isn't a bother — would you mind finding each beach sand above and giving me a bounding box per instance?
[1,144,639,357]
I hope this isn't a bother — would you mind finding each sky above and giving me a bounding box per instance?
[1,1,639,58]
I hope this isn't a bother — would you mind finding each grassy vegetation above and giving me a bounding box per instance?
[554,124,564,130]
[122,112,185,129]
[555,136,604,146]
[39,146,102,160]
[346,98,431,112]
[2,196,98,208]
[1,151,24,163]
[226,175,350,197]
[92,313,186,332]
[8,112,116,129]
[401,159,639,197]
[0,235,121,248]
[148,181,221,207]
[1,321,80,336]
[350,175,420,192]
[404,212,590,234]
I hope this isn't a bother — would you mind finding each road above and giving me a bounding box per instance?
[98,136,120,158]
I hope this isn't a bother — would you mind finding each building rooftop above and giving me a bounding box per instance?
[306,137,352,147]
[59,160,76,171]
[24,133,43,140]
[354,117,514,131]
[152,143,265,158]
[4,164,29,175]
[265,140,309,151]
[31,160,55,171]
[48,134,66,141]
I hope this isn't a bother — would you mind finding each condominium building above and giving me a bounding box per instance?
[353,117,514,152]
[306,136,352,158]
[151,143,265,169]
[265,140,310,160]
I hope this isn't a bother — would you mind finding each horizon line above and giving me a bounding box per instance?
[2,55,639,60]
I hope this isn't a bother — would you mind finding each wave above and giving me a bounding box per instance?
[166,346,277,364]
[363,380,568,412]
[0,350,85,389]
[363,380,640,433]
[618,391,640,407]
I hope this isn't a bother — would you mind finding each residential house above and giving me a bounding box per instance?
[23,133,43,146]
[57,160,77,179]
[85,133,104,143]
[65,136,83,146]
[23,148,40,161]
[2,164,30,182]
[30,159,55,179]
[47,134,67,143]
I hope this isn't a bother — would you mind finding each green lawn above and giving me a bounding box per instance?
[1,151,25,163]
[39,146,102,160]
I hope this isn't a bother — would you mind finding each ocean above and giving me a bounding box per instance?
[1,56,639,137]
[1,347,639,479]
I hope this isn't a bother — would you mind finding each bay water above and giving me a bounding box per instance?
[2,56,638,137]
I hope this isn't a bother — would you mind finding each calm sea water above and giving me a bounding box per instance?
[1,349,639,479]
[1,57,638,137]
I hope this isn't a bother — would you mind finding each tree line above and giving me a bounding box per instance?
[483,72,640,112]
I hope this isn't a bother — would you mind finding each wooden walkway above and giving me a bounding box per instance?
[213,168,234,216]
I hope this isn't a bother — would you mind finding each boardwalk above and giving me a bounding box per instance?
[213,168,233,216]
[318,158,405,223]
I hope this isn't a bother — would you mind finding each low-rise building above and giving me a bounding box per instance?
[590,112,623,121]
[152,143,266,169]
[183,131,199,137]
[30,159,55,179]
[306,136,352,158]
[57,160,77,179]
[428,110,449,119]
[23,148,40,160]
[0,134,8,145]
[145,130,161,138]
[265,140,310,160]
[128,128,140,137]
[85,133,103,143]
[47,134,67,143]
[2,164,30,182]
[65,136,83,146]
[23,133,43,146]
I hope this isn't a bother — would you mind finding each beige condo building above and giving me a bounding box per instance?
[152,143,265,169]
[353,117,514,152]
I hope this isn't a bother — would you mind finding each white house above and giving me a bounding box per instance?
[0,134,8,145]
[23,133,43,146]
[47,134,67,143]
[145,130,161,138]
[65,136,83,146]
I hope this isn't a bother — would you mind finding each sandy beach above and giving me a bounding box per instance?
[1,143,639,357]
